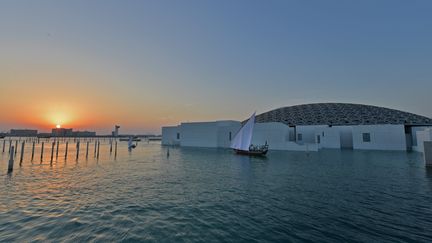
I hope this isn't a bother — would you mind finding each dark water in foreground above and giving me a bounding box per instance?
[1,141,432,242]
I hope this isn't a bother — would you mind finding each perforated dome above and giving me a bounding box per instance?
[255,103,432,126]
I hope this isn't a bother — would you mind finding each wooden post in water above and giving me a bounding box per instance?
[110,139,113,154]
[40,142,44,162]
[50,142,55,164]
[14,140,18,155]
[65,141,69,159]
[76,141,80,160]
[19,141,25,165]
[86,141,89,158]
[114,141,117,158]
[56,141,59,158]
[8,140,12,153]
[94,141,97,157]
[97,141,100,159]
[8,146,14,173]
[2,139,5,153]
[31,141,35,161]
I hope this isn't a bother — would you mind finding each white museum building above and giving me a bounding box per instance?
[162,103,432,152]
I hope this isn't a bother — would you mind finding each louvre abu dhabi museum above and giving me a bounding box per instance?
[162,103,432,152]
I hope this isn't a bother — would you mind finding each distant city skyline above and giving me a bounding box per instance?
[1,0,431,134]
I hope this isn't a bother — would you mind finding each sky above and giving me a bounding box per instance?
[1,0,431,134]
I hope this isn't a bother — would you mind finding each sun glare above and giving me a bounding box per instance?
[56,124,61,129]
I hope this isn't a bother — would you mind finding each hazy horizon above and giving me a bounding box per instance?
[1,0,432,134]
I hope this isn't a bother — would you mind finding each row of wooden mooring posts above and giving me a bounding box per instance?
[4,137,115,143]
[4,139,119,173]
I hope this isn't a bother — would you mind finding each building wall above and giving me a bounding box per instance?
[179,121,240,148]
[294,125,341,149]
[295,126,318,143]
[352,125,406,151]
[162,122,413,152]
[73,131,96,137]
[251,122,290,150]
[180,122,218,147]
[314,126,341,149]
[162,121,241,148]
[162,121,318,151]
[161,126,180,145]
[413,128,432,152]
[411,126,432,146]
[336,126,353,149]
[294,125,347,150]
[216,121,241,148]
[52,128,73,137]
[251,123,318,151]
[10,129,38,136]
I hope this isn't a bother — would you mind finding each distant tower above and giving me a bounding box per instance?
[113,125,120,137]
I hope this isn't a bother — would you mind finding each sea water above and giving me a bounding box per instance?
[1,140,432,242]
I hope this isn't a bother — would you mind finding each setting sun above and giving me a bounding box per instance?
[56,124,61,129]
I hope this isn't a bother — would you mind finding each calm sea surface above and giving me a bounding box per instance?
[1,139,432,242]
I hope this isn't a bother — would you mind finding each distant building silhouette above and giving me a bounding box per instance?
[72,131,96,137]
[10,129,38,136]
[51,128,96,137]
[52,128,73,137]
[112,125,120,137]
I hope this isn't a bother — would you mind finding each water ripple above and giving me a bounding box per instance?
[1,144,432,241]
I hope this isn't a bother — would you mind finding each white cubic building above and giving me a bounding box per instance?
[162,103,432,152]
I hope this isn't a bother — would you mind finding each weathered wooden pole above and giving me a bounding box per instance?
[2,139,5,153]
[94,140,97,157]
[65,141,69,159]
[40,142,44,162]
[8,140,12,153]
[76,141,80,160]
[8,146,14,173]
[56,140,59,158]
[114,141,118,158]
[86,141,89,158]
[50,142,55,164]
[14,140,18,155]
[19,141,25,165]
[97,141,100,159]
[167,147,170,158]
[110,139,113,154]
[31,141,35,161]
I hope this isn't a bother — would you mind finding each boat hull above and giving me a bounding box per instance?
[234,149,268,156]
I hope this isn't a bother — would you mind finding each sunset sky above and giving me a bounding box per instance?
[1,0,432,134]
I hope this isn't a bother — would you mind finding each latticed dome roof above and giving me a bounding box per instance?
[255,103,432,126]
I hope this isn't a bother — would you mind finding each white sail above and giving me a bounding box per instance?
[230,112,255,151]
[128,137,133,148]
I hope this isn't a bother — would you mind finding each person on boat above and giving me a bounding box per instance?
[260,141,268,150]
